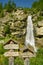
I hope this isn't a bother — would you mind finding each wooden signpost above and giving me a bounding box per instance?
[4,39,19,65]
[20,46,36,65]
[4,39,36,65]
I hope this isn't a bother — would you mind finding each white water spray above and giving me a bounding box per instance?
[25,16,37,52]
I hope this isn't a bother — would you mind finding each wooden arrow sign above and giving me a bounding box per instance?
[4,50,19,57]
[21,52,35,58]
[4,44,19,49]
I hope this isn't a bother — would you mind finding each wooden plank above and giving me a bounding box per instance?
[4,51,19,57]
[4,44,19,49]
[20,52,35,58]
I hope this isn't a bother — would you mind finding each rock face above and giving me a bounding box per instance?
[36,27,43,36]
[37,20,43,27]
[0,9,43,47]
[14,9,27,21]
[36,20,43,36]
[36,38,43,46]
[35,20,43,46]
[0,9,27,44]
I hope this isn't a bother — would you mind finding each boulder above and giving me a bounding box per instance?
[36,27,43,36]
[11,32,20,35]
[13,9,27,21]
[36,38,43,46]
[37,20,43,27]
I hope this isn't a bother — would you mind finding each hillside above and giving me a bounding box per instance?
[0,0,43,65]
[0,8,43,47]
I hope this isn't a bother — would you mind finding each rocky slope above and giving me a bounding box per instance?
[0,9,28,44]
[0,9,43,47]
[35,20,43,46]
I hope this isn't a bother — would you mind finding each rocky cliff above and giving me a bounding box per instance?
[0,9,28,44]
[0,9,43,47]
[35,20,43,46]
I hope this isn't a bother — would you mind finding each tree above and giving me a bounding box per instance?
[4,0,16,12]
[11,1,16,9]
[0,3,4,18]
[32,1,38,8]
[0,3,3,12]
[32,0,43,11]
[4,0,12,12]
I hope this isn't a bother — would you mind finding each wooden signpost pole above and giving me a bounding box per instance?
[9,57,14,65]
[3,40,19,65]
[24,58,30,65]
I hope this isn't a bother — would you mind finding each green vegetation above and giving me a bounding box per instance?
[0,44,5,54]
[0,0,16,18]
[4,24,11,36]
[32,0,43,11]
[14,57,24,65]
[0,3,4,18]
[0,43,43,65]
[0,44,8,65]
[0,55,8,65]
[30,48,43,65]
[0,3,3,12]
[23,8,31,14]
[0,0,43,65]
[4,0,16,12]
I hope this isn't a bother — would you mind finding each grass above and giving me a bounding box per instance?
[0,47,42,65]
[30,48,43,65]
[0,37,43,65]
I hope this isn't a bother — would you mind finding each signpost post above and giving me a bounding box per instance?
[9,57,14,65]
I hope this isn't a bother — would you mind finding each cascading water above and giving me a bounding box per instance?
[25,15,37,52]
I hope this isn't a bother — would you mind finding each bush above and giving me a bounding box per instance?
[23,8,30,14]
[14,57,24,65]
[4,24,11,36]
[0,3,4,18]
[0,44,5,54]
[0,55,8,65]
[30,48,43,65]
[0,11,4,18]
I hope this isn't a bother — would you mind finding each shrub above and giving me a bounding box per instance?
[0,55,8,65]
[30,48,43,65]
[14,57,24,65]
[0,11,4,18]
[4,24,11,36]
[0,44,5,54]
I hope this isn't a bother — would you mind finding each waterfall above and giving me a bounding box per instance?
[25,15,37,52]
